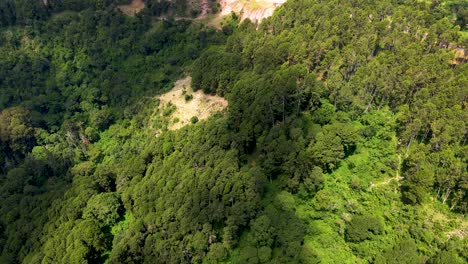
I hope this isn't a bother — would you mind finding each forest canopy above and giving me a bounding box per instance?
[0,0,467,263]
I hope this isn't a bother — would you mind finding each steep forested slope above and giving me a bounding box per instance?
[0,0,467,263]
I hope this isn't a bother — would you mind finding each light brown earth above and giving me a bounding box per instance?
[118,0,145,16]
[218,0,286,24]
[157,76,228,130]
[118,0,284,26]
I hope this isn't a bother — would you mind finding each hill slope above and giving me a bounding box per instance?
[0,0,467,263]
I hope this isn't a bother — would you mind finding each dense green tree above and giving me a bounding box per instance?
[345,215,384,242]
[0,0,466,263]
[308,129,344,171]
[429,249,465,264]
[83,192,122,226]
[0,107,37,166]
[375,239,425,264]
[401,144,435,204]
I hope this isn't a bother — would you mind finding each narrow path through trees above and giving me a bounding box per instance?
[367,154,403,191]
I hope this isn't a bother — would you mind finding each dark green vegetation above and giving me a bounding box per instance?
[0,0,467,263]
[144,0,220,18]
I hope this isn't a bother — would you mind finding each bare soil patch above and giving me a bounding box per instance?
[118,0,145,16]
[218,0,286,24]
[157,76,228,130]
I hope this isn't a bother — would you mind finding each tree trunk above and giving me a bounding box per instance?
[450,199,458,211]
[405,136,414,157]
[442,187,451,204]
[364,86,379,113]
[421,126,430,143]
[268,102,275,126]
[282,95,285,123]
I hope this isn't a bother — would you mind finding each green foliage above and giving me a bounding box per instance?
[302,166,324,196]
[190,115,199,124]
[375,239,425,264]
[163,103,177,117]
[429,249,465,264]
[83,192,122,226]
[236,189,306,263]
[192,46,242,95]
[0,107,36,162]
[145,0,217,17]
[0,0,467,263]
[345,215,384,242]
[312,99,336,125]
[308,129,344,171]
[184,94,193,101]
[402,145,435,204]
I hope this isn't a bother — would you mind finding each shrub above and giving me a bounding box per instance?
[345,215,384,242]
[83,193,122,226]
[184,94,193,101]
[163,103,176,117]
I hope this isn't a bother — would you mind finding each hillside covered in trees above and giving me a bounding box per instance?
[0,0,467,263]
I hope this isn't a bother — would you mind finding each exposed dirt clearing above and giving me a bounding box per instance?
[219,0,286,24]
[118,0,145,16]
[157,76,228,130]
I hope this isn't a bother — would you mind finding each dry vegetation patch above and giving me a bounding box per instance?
[446,225,468,240]
[157,76,228,130]
[452,47,467,65]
